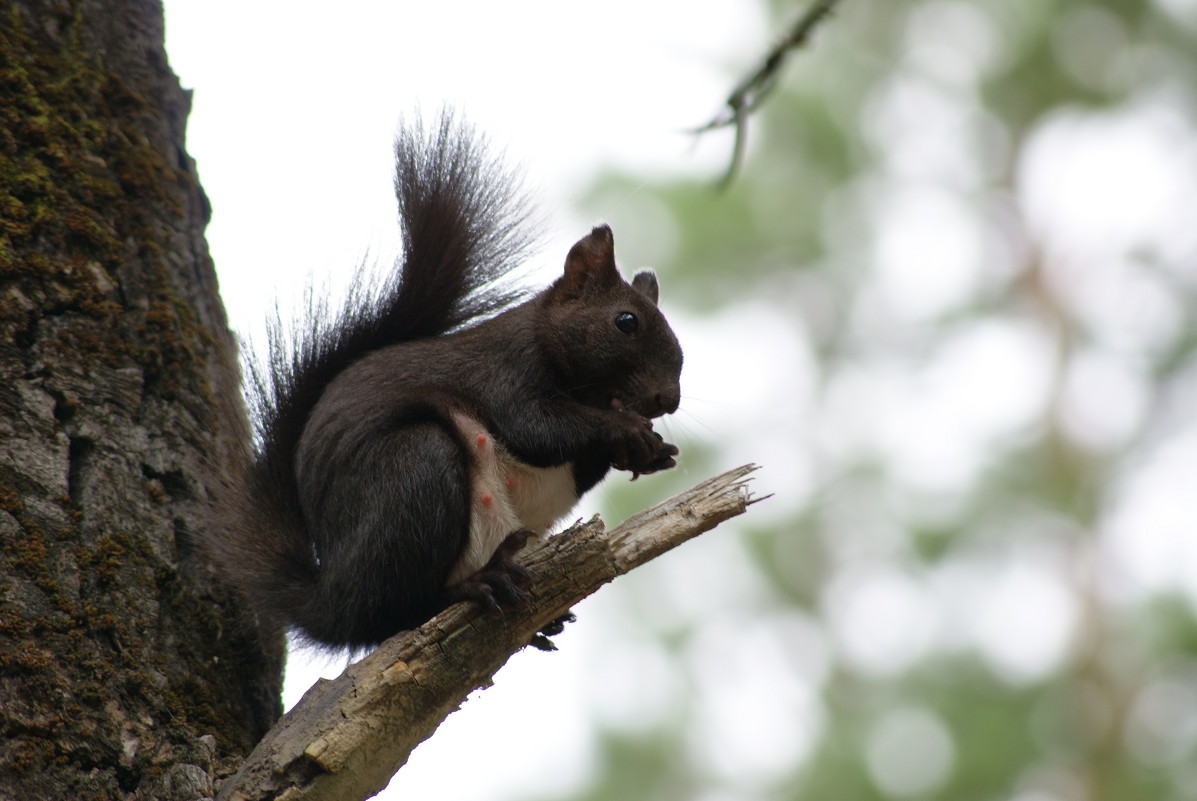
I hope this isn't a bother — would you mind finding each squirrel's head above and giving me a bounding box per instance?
[539,224,683,419]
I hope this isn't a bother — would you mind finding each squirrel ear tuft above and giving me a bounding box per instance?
[559,224,618,298]
[631,270,659,306]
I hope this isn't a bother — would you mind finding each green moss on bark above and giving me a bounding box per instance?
[0,5,282,797]
[0,7,209,401]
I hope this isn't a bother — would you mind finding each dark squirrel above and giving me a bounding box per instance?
[207,114,683,649]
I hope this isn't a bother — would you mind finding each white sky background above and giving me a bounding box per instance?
[163,2,766,799]
[164,1,762,338]
[163,1,1197,798]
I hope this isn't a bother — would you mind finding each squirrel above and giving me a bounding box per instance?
[205,113,683,650]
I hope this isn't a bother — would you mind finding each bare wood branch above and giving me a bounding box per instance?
[216,465,761,801]
[693,0,844,188]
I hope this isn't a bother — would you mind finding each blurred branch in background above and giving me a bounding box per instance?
[692,0,844,189]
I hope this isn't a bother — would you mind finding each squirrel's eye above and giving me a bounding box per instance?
[614,312,639,335]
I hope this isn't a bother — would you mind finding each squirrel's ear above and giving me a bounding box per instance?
[559,224,619,298]
[631,270,659,306]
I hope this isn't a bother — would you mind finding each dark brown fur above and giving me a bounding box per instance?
[205,113,682,649]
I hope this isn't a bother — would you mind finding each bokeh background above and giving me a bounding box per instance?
[164,1,1197,799]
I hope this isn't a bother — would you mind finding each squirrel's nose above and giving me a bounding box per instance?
[656,388,680,416]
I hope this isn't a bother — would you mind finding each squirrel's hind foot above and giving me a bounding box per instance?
[445,528,534,612]
[528,610,577,651]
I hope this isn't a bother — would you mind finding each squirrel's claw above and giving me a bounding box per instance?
[445,529,535,614]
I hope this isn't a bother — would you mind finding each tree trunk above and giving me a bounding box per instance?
[0,1,282,799]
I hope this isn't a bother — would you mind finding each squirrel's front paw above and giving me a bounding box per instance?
[633,435,679,477]
[610,412,679,477]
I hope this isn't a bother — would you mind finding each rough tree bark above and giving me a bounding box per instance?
[0,1,281,799]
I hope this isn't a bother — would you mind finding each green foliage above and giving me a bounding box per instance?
[557,0,1197,799]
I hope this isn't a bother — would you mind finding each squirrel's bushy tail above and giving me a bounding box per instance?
[208,112,537,644]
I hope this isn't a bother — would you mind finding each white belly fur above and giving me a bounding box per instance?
[445,412,579,586]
